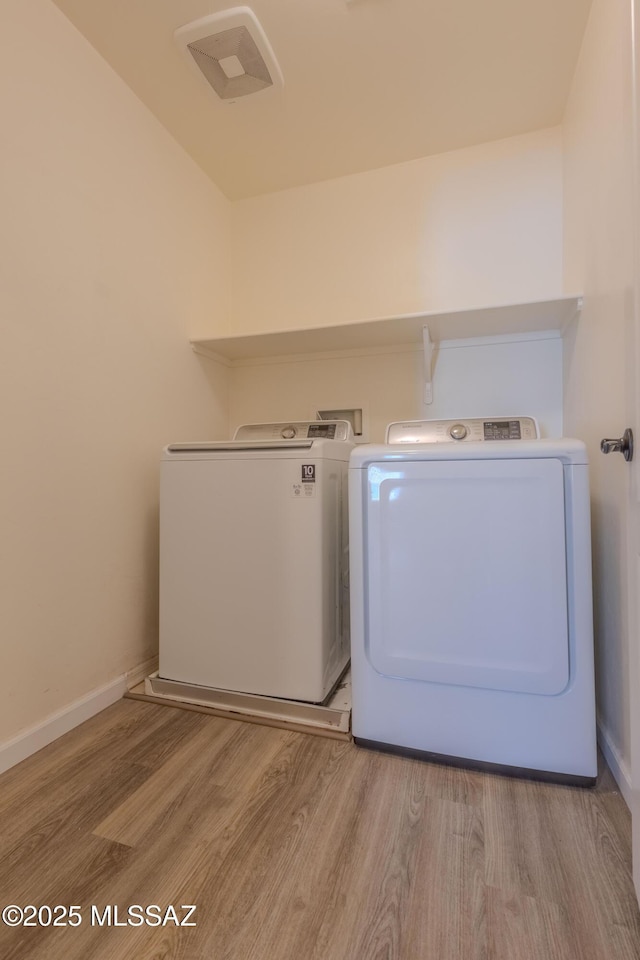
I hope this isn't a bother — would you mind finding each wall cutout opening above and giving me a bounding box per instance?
[317,408,366,441]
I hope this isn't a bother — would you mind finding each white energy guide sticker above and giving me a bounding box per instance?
[291,464,316,498]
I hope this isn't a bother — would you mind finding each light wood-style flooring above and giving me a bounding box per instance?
[0,699,638,959]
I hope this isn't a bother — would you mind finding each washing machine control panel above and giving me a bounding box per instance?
[386,417,540,444]
[234,420,354,442]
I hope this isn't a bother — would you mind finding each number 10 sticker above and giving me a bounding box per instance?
[291,464,316,498]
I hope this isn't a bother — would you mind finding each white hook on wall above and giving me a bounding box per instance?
[423,325,434,404]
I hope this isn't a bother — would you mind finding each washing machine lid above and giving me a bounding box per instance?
[164,420,354,459]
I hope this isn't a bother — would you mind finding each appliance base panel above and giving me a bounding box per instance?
[354,737,597,788]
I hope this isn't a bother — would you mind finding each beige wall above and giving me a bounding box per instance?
[563,0,635,778]
[224,127,564,338]
[0,0,231,743]
[226,127,565,451]
[229,334,564,444]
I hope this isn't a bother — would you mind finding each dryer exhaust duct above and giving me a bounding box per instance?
[175,7,283,102]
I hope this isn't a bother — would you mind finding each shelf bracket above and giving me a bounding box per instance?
[423,325,434,404]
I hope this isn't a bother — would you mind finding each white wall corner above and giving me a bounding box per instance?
[597,717,633,808]
[0,658,156,776]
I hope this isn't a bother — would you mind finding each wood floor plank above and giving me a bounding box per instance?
[0,700,160,811]
[71,722,301,960]
[398,795,486,960]
[0,701,204,849]
[92,718,240,846]
[546,785,640,958]
[0,699,639,960]
[486,887,577,960]
[0,835,134,960]
[483,774,569,902]
[212,742,382,960]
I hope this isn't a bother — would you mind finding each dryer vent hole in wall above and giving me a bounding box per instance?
[317,408,364,440]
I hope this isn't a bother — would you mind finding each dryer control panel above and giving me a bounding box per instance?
[386,417,539,444]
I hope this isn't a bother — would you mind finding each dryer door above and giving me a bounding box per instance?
[364,456,569,695]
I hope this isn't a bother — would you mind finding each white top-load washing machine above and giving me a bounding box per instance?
[349,417,597,783]
[159,421,353,703]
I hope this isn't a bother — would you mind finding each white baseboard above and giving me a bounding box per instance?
[597,718,632,808]
[0,657,158,776]
[125,655,158,690]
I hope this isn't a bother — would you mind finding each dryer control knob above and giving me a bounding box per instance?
[449,423,468,440]
[281,427,296,439]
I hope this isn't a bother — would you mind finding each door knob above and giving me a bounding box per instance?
[600,428,634,461]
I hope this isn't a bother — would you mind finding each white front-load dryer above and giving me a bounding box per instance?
[349,417,597,783]
[159,421,353,703]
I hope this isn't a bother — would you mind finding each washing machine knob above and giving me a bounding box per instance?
[449,423,468,440]
[281,426,296,439]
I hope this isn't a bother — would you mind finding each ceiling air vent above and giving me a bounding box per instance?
[175,7,283,103]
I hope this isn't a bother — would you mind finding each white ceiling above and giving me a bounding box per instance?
[50,0,593,200]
